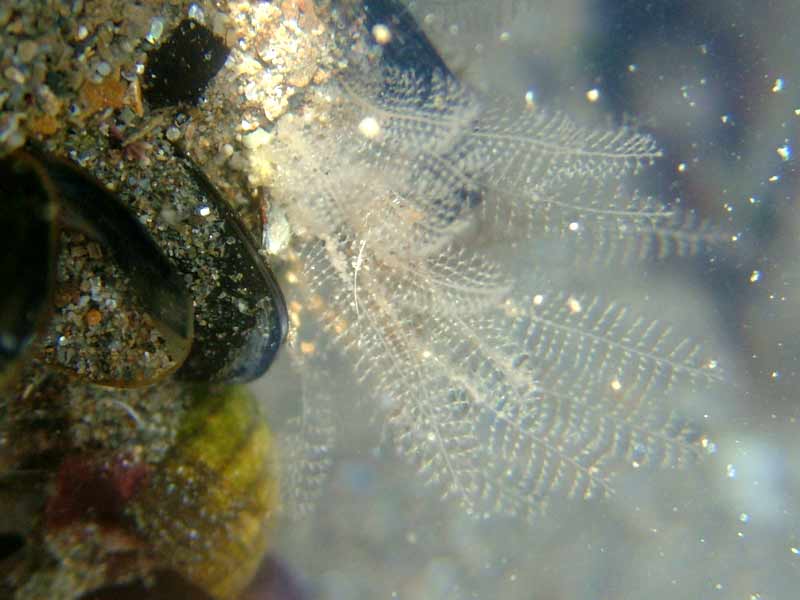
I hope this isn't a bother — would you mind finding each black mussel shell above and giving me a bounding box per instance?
[16,144,285,385]
[143,19,230,110]
[28,149,195,368]
[3,142,285,388]
[174,153,288,383]
[0,152,58,389]
[362,0,450,82]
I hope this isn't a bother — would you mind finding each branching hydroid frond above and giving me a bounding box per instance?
[269,61,720,519]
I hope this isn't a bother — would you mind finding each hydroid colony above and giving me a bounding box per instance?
[266,1,721,521]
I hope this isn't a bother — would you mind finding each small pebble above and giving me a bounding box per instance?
[166,126,181,142]
[0,112,25,151]
[146,17,165,44]
[4,66,26,84]
[85,309,103,327]
[96,61,112,77]
[17,40,39,63]
[243,128,271,149]
[188,3,206,23]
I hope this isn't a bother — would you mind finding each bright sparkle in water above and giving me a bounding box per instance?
[776,144,791,161]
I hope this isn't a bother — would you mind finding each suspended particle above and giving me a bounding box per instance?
[358,116,382,139]
[566,297,583,314]
[372,23,392,45]
[524,90,536,110]
[700,436,717,454]
[776,144,791,161]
